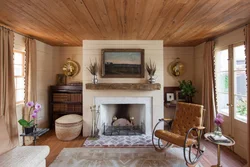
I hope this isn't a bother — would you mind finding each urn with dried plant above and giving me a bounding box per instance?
[146,60,156,84]
[87,60,98,84]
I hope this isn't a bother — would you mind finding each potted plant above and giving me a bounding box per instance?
[178,80,196,103]
[146,59,156,84]
[18,101,41,134]
[87,59,98,84]
[214,113,224,136]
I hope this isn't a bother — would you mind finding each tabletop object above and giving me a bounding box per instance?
[20,128,49,145]
[204,132,235,167]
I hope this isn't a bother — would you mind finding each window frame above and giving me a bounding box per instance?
[214,42,247,123]
[214,47,230,116]
[232,43,247,123]
[13,50,25,104]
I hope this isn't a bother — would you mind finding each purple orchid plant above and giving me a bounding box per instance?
[214,113,224,126]
[18,101,42,128]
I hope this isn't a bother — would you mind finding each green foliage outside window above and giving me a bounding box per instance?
[236,98,247,116]
[224,75,228,91]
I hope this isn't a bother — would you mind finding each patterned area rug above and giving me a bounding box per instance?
[49,147,203,167]
[83,135,156,147]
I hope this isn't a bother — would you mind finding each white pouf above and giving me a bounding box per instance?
[55,114,83,141]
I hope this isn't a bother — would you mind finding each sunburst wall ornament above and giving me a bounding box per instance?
[168,58,185,77]
[62,58,80,77]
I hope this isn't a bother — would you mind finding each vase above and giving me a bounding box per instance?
[24,126,34,134]
[92,75,98,84]
[148,76,156,84]
[214,126,222,136]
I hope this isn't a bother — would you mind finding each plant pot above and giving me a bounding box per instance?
[24,126,34,134]
[92,75,98,84]
[185,96,193,103]
[214,126,222,136]
[148,76,156,84]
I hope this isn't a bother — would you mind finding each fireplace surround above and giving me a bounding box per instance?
[94,97,152,135]
[82,40,164,137]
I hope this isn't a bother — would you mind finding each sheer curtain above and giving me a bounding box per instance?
[202,41,217,132]
[0,27,19,152]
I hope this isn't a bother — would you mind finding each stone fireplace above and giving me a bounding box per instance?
[94,97,152,135]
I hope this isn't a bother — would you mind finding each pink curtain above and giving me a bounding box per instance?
[245,24,250,167]
[0,27,19,153]
[202,41,217,132]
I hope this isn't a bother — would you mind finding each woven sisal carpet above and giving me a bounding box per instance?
[49,147,203,167]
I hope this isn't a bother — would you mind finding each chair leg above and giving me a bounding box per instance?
[152,119,172,152]
[184,143,204,166]
[183,128,205,166]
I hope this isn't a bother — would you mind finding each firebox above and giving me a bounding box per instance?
[101,104,145,135]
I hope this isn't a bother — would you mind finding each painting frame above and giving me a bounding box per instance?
[166,93,175,102]
[56,74,67,86]
[101,49,145,78]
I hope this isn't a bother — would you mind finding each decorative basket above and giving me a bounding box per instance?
[55,114,83,141]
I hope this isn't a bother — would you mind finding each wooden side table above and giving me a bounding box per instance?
[204,132,235,167]
[20,128,49,145]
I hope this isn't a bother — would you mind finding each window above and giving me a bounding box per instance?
[215,44,247,122]
[215,49,229,116]
[14,51,25,103]
[233,45,247,121]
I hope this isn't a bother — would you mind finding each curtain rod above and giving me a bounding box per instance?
[0,23,34,39]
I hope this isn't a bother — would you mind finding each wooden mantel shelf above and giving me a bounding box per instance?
[85,83,161,91]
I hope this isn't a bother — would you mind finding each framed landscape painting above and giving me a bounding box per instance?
[101,49,145,78]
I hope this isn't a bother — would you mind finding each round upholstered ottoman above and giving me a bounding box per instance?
[55,114,83,141]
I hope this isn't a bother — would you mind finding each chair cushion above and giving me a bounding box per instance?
[155,130,197,147]
[55,114,82,124]
[0,146,50,167]
[171,102,203,137]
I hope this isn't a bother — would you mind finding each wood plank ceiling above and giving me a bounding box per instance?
[0,0,250,46]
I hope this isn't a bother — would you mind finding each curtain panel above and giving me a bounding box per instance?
[23,38,37,145]
[244,25,250,167]
[0,27,19,150]
[24,38,37,120]
[202,41,217,132]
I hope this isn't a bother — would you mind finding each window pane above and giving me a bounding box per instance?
[14,78,17,88]
[217,93,229,115]
[16,77,24,89]
[234,45,246,70]
[14,52,23,65]
[234,71,247,96]
[235,96,247,121]
[16,89,24,102]
[215,49,228,72]
[216,72,229,93]
[14,65,23,76]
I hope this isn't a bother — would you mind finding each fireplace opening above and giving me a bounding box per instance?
[111,104,131,126]
[101,104,145,135]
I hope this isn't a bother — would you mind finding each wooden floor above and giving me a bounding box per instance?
[36,130,246,167]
